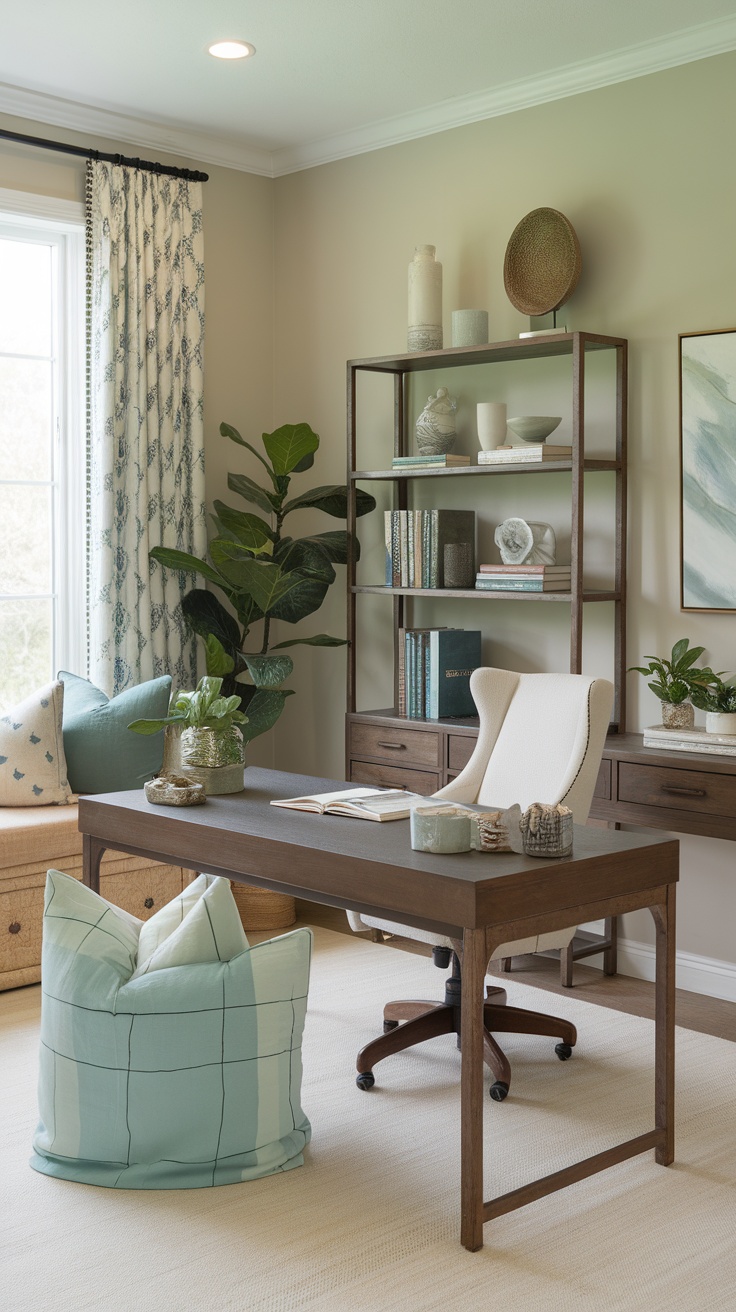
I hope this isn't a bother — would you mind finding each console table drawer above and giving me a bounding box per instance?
[349,722,440,768]
[448,734,476,772]
[349,759,439,796]
[618,762,733,817]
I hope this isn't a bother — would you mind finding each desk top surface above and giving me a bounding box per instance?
[78,767,678,933]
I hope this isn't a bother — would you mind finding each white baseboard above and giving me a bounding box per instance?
[580,924,736,1003]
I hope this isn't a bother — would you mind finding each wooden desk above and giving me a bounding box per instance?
[78,766,679,1253]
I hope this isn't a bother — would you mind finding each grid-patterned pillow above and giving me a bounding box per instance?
[31,870,312,1189]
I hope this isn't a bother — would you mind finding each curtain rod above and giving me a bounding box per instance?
[0,126,209,182]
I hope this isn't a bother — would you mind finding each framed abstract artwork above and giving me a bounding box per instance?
[680,328,736,611]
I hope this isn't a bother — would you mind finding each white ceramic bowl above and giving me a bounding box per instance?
[507,415,562,443]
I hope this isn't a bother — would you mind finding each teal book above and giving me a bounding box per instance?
[428,510,476,587]
[428,630,482,718]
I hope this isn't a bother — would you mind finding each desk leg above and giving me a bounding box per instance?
[82,834,106,894]
[652,882,676,1166]
[460,927,487,1252]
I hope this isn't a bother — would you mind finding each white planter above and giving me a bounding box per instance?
[705,711,736,735]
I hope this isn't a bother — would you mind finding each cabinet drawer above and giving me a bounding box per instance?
[594,759,611,801]
[349,722,440,768]
[448,734,477,772]
[349,759,440,796]
[0,884,43,976]
[100,864,185,917]
[618,762,733,817]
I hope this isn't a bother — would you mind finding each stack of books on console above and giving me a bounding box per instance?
[475,564,572,592]
[642,725,736,756]
[398,627,481,719]
[384,509,475,587]
[477,444,572,464]
[391,454,470,469]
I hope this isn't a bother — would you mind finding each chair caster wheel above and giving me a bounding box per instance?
[383,1019,399,1033]
[489,1081,509,1102]
[356,1071,375,1091]
[555,1042,573,1060]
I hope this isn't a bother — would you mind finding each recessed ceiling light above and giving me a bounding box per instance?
[208,40,255,60]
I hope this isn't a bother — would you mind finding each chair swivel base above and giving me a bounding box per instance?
[355,979,577,1101]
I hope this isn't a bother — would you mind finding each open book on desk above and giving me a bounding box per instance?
[270,787,427,821]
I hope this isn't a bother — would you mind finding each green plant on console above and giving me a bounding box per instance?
[628,638,719,706]
[689,676,736,715]
[149,421,376,745]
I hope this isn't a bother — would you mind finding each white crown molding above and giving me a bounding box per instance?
[0,82,274,177]
[271,13,736,176]
[1,14,736,179]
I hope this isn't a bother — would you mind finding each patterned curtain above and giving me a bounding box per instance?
[86,160,206,696]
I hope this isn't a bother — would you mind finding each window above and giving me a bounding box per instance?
[0,191,85,714]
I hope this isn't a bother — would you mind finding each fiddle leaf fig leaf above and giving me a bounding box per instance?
[282,484,376,519]
[220,422,277,485]
[240,688,294,744]
[150,547,230,588]
[262,423,320,476]
[272,634,347,648]
[242,654,294,688]
[224,558,303,614]
[212,502,274,553]
[203,634,235,678]
[227,472,277,515]
[181,590,241,649]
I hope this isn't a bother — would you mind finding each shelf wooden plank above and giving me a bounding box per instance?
[352,586,621,602]
[351,459,619,479]
[347,331,627,374]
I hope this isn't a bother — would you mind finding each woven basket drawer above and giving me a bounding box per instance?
[100,864,185,919]
[1,884,44,984]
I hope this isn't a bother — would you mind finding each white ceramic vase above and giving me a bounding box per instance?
[477,402,507,450]
[705,711,736,735]
[408,245,443,352]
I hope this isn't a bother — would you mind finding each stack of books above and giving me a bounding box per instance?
[475,564,572,592]
[477,444,572,464]
[642,725,736,756]
[391,454,470,469]
[399,628,481,719]
[384,509,475,588]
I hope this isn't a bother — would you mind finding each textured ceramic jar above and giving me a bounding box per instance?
[660,701,694,730]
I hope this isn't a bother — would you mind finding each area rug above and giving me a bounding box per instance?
[1,924,735,1312]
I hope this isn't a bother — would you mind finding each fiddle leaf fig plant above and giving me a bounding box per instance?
[150,421,376,744]
[628,638,719,706]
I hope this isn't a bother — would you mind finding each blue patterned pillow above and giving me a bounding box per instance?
[31,871,312,1188]
[0,681,72,806]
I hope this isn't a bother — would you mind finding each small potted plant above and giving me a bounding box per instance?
[129,676,249,794]
[689,676,736,736]
[628,639,719,730]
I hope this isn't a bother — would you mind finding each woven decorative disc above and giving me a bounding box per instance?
[503,208,582,316]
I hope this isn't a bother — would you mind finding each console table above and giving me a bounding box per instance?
[591,733,736,841]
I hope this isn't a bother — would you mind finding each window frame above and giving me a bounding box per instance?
[0,187,86,687]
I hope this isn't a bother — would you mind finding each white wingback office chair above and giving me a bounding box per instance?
[348,667,614,1100]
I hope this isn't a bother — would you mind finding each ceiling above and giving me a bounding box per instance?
[1,1,736,176]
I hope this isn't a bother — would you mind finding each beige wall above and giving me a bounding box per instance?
[271,54,736,966]
[0,110,276,768]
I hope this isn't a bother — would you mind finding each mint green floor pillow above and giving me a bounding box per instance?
[31,871,312,1188]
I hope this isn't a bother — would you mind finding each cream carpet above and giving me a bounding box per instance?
[1,925,735,1312]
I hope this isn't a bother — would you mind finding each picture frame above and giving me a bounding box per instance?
[680,327,736,612]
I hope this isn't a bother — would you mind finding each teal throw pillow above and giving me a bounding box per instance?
[59,671,171,794]
[32,870,312,1189]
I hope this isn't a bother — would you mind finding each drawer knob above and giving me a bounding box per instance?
[8,922,21,935]
[660,786,707,798]
[379,782,407,791]
[376,741,406,751]
[144,897,155,909]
